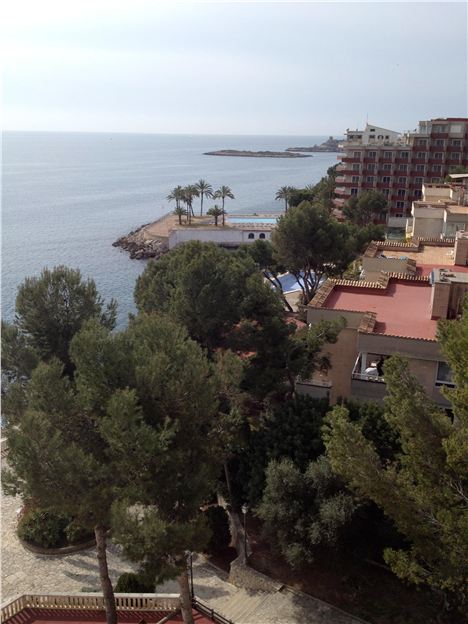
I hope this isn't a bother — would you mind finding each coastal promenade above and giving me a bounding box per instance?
[2,488,364,623]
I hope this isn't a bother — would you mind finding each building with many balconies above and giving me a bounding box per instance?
[335,118,468,222]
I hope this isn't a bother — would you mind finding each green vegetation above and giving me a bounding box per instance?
[2,266,116,379]
[114,573,154,593]
[275,185,295,211]
[207,204,224,225]
[203,506,231,553]
[195,179,213,216]
[258,456,357,568]
[213,185,235,224]
[343,190,388,226]
[272,202,383,303]
[324,321,468,611]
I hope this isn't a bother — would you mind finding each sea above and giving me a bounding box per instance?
[2,132,338,328]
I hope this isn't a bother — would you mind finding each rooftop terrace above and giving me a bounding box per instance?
[313,277,438,340]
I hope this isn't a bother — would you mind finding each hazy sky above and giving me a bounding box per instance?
[2,1,467,135]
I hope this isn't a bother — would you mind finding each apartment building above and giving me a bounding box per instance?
[335,118,468,220]
[406,174,468,239]
[297,233,468,406]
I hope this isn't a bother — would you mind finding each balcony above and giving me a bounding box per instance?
[351,353,386,401]
[296,377,332,400]
[334,187,349,196]
[335,176,346,183]
[342,156,362,164]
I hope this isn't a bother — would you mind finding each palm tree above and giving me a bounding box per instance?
[167,185,185,211]
[275,185,295,212]
[183,185,199,219]
[213,186,235,216]
[207,205,224,226]
[173,206,187,225]
[195,179,213,216]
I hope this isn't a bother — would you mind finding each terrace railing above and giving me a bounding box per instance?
[1,593,181,622]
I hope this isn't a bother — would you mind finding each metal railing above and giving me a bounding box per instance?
[192,597,233,624]
[351,372,385,383]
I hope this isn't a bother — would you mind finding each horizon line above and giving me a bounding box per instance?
[2,128,345,138]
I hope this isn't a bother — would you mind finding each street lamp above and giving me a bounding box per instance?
[241,503,248,562]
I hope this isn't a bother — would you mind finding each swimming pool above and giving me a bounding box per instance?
[228,217,278,224]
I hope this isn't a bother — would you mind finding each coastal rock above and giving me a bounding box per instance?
[113,224,168,260]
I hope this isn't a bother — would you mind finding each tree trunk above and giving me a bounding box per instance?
[214,216,218,226]
[224,461,233,504]
[222,211,225,226]
[94,526,117,624]
[200,194,203,217]
[177,569,194,624]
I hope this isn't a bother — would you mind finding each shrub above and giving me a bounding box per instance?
[18,509,70,548]
[204,506,231,553]
[115,572,154,593]
[65,520,93,544]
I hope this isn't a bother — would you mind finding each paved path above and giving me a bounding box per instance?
[2,490,364,623]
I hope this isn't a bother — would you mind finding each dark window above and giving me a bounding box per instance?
[383,151,393,158]
[352,164,360,171]
[248,233,255,239]
[399,164,408,171]
[398,177,406,183]
[418,138,427,145]
[414,189,422,198]
[435,152,443,159]
[416,164,425,172]
[436,362,454,386]
[396,201,405,209]
[397,189,406,197]
[383,163,392,170]
[452,139,461,146]
[417,152,426,158]
[415,177,423,184]
[259,233,266,239]
[351,188,358,195]
[352,176,359,183]
[401,151,409,158]
[451,152,460,160]
[366,176,374,183]
[382,176,391,183]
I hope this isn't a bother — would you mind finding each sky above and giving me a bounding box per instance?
[1,0,467,135]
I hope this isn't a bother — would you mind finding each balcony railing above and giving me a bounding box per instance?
[351,372,385,383]
[1,593,181,622]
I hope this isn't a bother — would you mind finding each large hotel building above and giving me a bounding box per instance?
[334,117,468,221]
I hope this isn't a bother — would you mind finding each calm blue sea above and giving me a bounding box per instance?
[2,132,338,327]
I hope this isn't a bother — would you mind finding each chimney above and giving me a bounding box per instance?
[454,231,468,266]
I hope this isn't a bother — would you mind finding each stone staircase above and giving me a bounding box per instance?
[214,587,271,622]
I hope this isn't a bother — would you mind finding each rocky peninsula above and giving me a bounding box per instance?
[204,149,311,158]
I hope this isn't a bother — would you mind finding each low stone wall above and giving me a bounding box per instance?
[228,556,282,593]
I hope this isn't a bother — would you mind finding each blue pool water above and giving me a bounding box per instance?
[229,217,278,224]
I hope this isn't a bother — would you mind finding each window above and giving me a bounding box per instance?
[383,151,393,159]
[449,124,462,134]
[396,201,405,209]
[352,176,359,183]
[353,151,361,158]
[248,233,255,239]
[436,362,454,387]
[385,135,389,139]
[382,176,391,183]
[432,124,445,133]
[367,163,376,171]
[383,163,392,170]
[398,176,406,184]
[382,189,390,196]
[451,152,460,160]
[414,189,422,198]
[352,164,360,171]
[351,188,358,195]
[395,213,403,218]
[452,139,461,146]
[418,139,427,146]
[401,151,409,159]
[399,164,408,171]
[416,152,426,159]
[397,189,406,197]
[259,233,266,239]
[432,165,442,172]
[416,164,425,172]
[367,151,377,158]
[415,177,423,184]
[435,139,445,147]
[366,176,374,183]
[435,152,443,159]
[431,177,441,183]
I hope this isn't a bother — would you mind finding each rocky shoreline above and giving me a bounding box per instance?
[204,149,311,158]
[112,223,169,260]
